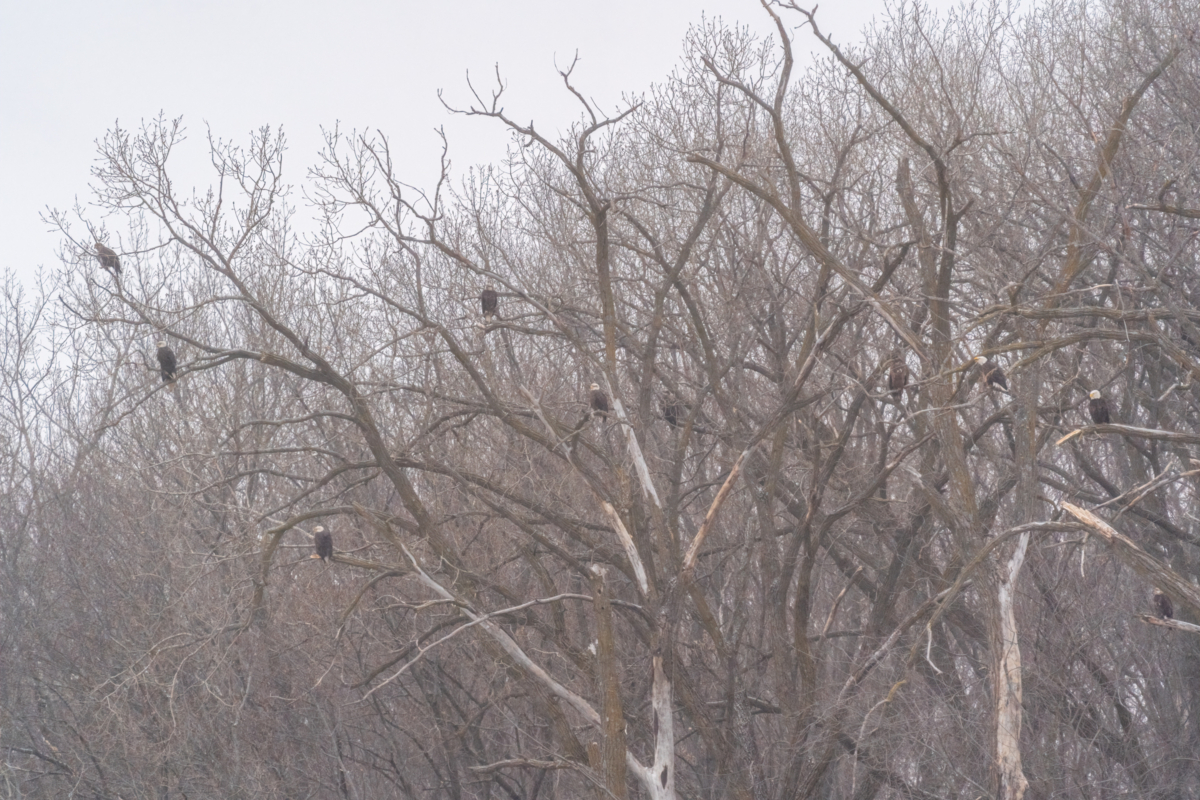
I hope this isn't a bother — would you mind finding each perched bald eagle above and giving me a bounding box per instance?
[94,242,121,274]
[974,356,1008,391]
[481,289,498,320]
[662,397,684,428]
[155,341,177,385]
[888,360,909,400]
[312,526,333,562]
[1153,588,1173,620]
[589,384,609,419]
[1088,390,1111,424]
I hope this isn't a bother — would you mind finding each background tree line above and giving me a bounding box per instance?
[3,0,1200,797]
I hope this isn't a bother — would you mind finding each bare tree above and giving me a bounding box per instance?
[3,1,1200,798]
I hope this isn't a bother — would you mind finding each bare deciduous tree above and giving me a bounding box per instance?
[3,1,1199,798]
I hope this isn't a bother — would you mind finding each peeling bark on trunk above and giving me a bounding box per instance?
[995,532,1030,800]
[650,656,675,799]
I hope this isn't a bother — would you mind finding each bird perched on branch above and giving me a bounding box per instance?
[888,359,909,400]
[589,384,609,419]
[94,242,121,274]
[1088,390,1111,424]
[1153,588,1173,620]
[974,356,1008,391]
[481,289,498,320]
[661,396,685,428]
[155,341,177,386]
[312,526,333,562]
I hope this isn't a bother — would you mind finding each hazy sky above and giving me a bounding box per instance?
[0,0,942,281]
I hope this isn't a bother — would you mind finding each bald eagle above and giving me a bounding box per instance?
[589,384,609,419]
[888,360,909,400]
[155,341,177,385]
[1088,390,1110,424]
[94,242,121,274]
[481,289,498,320]
[312,526,333,562]
[1153,588,1173,620]
[662,397,684,428]
[974,356,1008,391]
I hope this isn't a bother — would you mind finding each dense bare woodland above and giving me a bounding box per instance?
[4,1,1200,797]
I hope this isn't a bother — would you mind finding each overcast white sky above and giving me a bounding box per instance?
[0,0,947,282]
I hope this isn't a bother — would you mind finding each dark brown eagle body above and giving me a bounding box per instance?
[589,384,609,419]
[1088,391,1110,425]
[888,361,909,400]
[155,342,177,384]
[662,399,683,428]
[94,242,121,274]
[313,526,333,562]
[481,289,498,319]
[1153,589,1173,620]
[974,356,1008,391]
